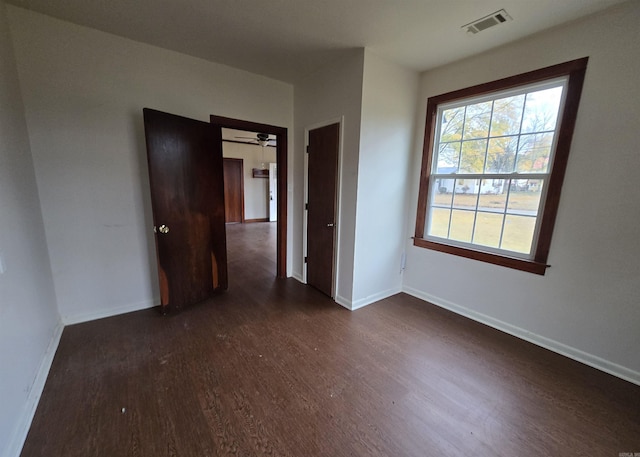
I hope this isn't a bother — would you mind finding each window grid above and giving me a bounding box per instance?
[413,57,588,274]
[428,176,545,257]
[427,81,565,259]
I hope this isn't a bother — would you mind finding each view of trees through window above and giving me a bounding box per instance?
[414,58,588,274]
[426,81,565,257]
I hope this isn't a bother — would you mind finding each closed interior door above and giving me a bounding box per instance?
[306,123,340,297]
[223,158,244,224]
[143,108,228,313]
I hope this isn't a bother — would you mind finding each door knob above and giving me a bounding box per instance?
[158,224,170,234]
[327,223,335,227]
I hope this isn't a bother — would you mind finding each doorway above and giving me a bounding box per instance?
[269,162,277,222]
[211,115,287,279]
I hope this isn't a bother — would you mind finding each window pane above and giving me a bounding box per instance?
[516,133,554,173]
[507,179,544,214]
[486,136,518,173]
[436,142,460,172]
[463,101,492,139]
[521,86,563,134]
[440,107,465,142]
[449,210,474,243]
[459,139,486,173]
[453,179,478,209]
[501,215,536,254]
[432,179,454,206]
[478,179,507,211]
[490,95,525,136]
[428,208,451,238]
[473,212,504,248]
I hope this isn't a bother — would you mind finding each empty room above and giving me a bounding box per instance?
[1,0,639,456]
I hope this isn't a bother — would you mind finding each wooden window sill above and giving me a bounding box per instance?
[413,238,549,275]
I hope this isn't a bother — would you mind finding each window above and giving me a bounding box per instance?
[414,58,588,274]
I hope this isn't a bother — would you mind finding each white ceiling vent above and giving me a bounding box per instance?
[462,9,512,35]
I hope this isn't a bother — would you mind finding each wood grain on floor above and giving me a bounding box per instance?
[21,222,640,456]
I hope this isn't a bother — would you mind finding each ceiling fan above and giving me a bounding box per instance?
[235,132,276,147]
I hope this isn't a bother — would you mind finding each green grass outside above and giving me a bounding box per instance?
[433,191,542,211]
[429,191,539,253]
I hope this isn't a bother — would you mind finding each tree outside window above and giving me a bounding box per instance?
[414,58,588,274]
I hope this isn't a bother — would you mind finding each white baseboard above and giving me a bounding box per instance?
[292,272,305,283]
[334,294,352,310]
[350,287,402,311]
[62,298,158,326]
[4,321,64,457]
[402,286,640,386]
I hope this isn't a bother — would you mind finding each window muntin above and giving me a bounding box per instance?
[426,79,567,260]
[413,58,588,274]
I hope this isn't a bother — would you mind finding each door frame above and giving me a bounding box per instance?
[303,117,344,298]
[211,115,288,279]
[223,157,245,224]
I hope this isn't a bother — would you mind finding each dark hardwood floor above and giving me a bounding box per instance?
[22,222,640,456]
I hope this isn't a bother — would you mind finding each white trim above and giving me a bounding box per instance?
[402,286,640,386]
[350,287,402,311]
[334,294,352,310]
[292,271,305,283]
[302,117,345,299]
[62,298,158,325]
[4,321,64,457]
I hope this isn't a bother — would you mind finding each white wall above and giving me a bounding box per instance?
[222,142,276,220]
[7,6,293,324]
[0,2,61,456]
[293,49,365,304]
[403,1,640,383]
[351,50,419,308]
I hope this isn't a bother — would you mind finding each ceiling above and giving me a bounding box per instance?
[6,0,627,83]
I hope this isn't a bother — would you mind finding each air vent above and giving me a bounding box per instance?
[462,9,512,34]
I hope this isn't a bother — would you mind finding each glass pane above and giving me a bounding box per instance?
[486,136,518,173]
[439,107,465,142]
[490,95,525,136]
[435,142,460,172]
[431,179,454,207]
[459,139,486,173]
[516,133,554,173]
[473,212,504,248]
[507,179,544,214]
[521,86,563,134]
[449,210,474,243]
[501,215,536,254]
[477,179,507,212]
[453,178,478,210]
[463,101,492,139]
[428,208,451,238]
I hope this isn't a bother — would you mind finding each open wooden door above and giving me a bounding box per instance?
[306,123,340,297]
[143,108,228,313]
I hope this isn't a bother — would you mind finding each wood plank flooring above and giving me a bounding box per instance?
[21,222,640,456]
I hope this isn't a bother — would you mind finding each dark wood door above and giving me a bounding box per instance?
[307,123,340,297]
[223,158,244,223]
[143,108,228,313]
